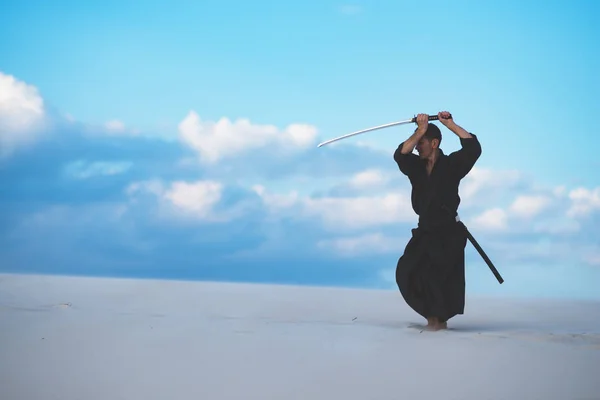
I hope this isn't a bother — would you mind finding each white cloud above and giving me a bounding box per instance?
[466,187,573,234]
[285,123,317,147]
[348,169,389,190]
[126,179,165,198]
[567,187,600,218]
[0,71,48,157]
[460,167,523,204]
[481,238,578,266]
[457,180,596,244]
[128,179,223,221]
[127,179,256,223]
[251,185,299,211]
[530,217,581,235]
[178,111,318,163]
[470,208,508,232]
[164,180,223,219]
[103,119,141,136]
[105,120,126,132]
[509,195,552,218]
[63,160,133,179]
[253,185,416,231]
[304,193,415,229]
[317,232,405,256]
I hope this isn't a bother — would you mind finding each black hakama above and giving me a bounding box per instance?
[393,134,482,322]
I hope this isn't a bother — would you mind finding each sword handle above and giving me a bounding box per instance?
[410,113,452,123]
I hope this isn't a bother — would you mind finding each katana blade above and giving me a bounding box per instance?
[317,118,414,147]
[317,114,447,148]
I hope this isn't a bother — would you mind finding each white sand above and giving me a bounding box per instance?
[1,273,599,400]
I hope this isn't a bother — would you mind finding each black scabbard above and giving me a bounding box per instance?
[458,221,504,284]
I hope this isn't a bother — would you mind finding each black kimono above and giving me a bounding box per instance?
[393,134,482,322]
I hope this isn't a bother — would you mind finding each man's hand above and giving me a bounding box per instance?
[437,111,454,127]
[415,113,429,134]
[399,113,429,154]
[438,110,473,139]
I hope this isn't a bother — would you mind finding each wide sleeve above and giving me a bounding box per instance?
[449,134,482,179]
[394,142,421,178]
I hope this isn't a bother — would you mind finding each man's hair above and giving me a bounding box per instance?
[423,123,442,145]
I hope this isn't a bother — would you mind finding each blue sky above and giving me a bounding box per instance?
[1,0,599,300]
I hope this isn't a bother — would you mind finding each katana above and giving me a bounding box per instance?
[317,114,450,148]
[440,205,503,284]
[456,215,504,284]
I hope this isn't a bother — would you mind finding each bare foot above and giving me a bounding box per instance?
[432,321,448,331]
[425,317,447,331]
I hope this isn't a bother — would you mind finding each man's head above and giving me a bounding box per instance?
[415,123,442,159]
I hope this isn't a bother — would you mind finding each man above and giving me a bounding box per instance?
[393,111,481,331]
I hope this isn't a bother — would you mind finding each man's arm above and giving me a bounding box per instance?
[445,121,473,139]
[399,114,428,154]
[400,127,426,154]
[437,111,472,139]
[394,141,420,177]
[438,111,482,178]
[393,114,428,177]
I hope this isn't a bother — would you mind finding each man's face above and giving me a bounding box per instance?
[416,137,436,159]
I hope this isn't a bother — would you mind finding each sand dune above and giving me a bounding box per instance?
[1,273,599,400]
